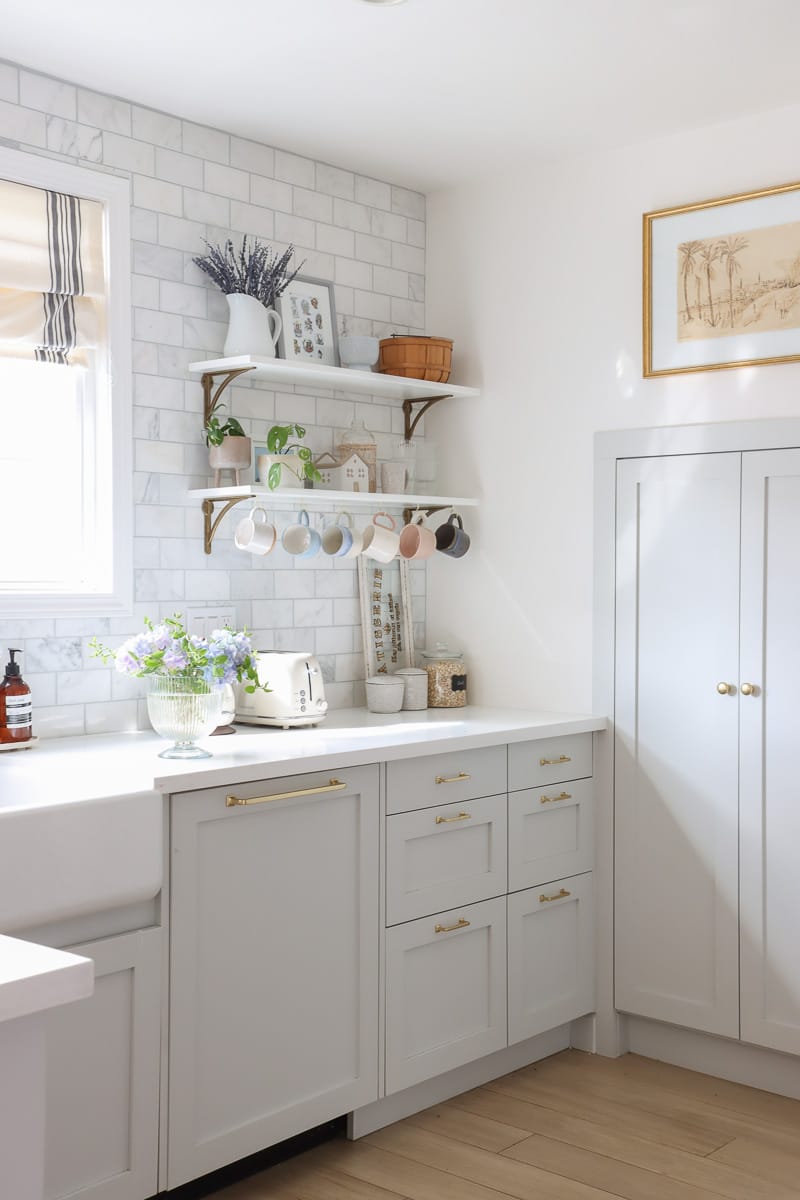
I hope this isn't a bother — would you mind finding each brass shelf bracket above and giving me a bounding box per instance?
[202,495,254,555]
[402,394,452,442]
[202,366,256,425]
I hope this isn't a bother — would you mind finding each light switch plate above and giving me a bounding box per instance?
[185,605,236,639]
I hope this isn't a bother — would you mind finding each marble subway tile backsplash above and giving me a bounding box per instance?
[0,58,428,738]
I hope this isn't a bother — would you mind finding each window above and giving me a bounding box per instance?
[0,147,131,616]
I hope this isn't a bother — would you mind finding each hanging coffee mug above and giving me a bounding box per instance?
[362,512,400,563]
[282,509,321,558]
[321,513,354,557]
[435,512,470,558]
[399,512,436,560]
[234,506,277,555]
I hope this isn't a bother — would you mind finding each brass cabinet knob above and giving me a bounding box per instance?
[716,682,733,695]
[740,682,755,696]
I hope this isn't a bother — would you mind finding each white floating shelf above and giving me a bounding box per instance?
[189,355,479,403]
[188,485,478,510]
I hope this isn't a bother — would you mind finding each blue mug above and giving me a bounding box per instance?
[435,513,470,558]
[282,510,321,558]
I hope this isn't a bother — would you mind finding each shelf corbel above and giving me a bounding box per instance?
[202,366,256,425]
[402,394,452,442]
[202,495,253,555]
[401,502,454,525]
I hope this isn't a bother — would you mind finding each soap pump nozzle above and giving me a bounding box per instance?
[5,649,22,678]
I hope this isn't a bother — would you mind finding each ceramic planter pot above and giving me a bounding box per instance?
[339,335,379,372]
[255,452,306,491]
[209,434,251,486]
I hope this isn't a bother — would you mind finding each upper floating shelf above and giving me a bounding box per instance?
[188,355,479,403]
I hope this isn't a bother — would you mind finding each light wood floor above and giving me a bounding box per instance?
[213,1049,800,1199]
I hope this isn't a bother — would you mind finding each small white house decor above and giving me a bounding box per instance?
[314,450,371,492]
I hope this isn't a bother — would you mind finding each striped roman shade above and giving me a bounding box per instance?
[0,177,105,365]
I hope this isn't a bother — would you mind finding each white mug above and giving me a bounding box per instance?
[234,506,277,555]
[362,512,399,563]
[282,509,321,558]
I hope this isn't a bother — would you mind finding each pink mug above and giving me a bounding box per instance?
[399,513,436,560]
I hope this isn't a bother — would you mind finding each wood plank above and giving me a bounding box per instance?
[406,1103,532,1152]
[505,1135,743,1200]
[481,1069,730,1156]
[509,1054,800,1153]
[364,1119,624,1200]
[710,1136,800,1191]
[444,1087,799,1200]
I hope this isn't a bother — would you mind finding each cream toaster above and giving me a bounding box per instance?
[234,650,328,729]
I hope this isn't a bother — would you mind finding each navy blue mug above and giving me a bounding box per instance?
[435,513,470,558]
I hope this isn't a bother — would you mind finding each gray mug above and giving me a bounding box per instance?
[435,513,470,558]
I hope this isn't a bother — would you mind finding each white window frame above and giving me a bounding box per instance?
[0,145,132,617]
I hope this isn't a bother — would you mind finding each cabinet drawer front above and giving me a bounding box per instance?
[386,793,507,925]
[508,872,594,1045]
[386,745,506,814]
[508,734,592,791]
[508,779,593,892]
[385,895,507,1094]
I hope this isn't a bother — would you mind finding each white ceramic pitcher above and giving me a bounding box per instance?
[223,293,282,358]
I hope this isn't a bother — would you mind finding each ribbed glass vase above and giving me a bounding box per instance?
[146,673,223,759]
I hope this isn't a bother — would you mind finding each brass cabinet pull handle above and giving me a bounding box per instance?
[740,682,756,696]
[435,811,472,824]
[539,754,571,766]
[717,681,733,695]
[226,779,346,807]
[539,888,571,903]
[434,918,471,934]
[435,772,471,784]
[540,791,572,805]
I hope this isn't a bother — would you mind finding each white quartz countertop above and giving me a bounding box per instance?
[0,935,93,1023]
[1,706,605,809]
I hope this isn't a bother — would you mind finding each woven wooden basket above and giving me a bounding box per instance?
[378,336,453,383]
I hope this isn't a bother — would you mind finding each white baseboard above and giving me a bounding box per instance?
[627,1016,800,1100]
[348,1025,570,1139]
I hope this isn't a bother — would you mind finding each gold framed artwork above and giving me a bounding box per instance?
[643,179,800,377]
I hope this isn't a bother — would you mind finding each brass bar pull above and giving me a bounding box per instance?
[434,918,471,934]
[540,791,572,805]
[226,779,346,807]
[539,888,571,903]
[435,811,472,825]
[435,772,471,784]
[539,754,571,766]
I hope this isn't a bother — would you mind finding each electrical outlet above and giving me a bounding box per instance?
[185,605,236,639]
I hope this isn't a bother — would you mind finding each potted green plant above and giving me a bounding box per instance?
[204,400,250,487]
[193,236,304,359]
[257,424,322,491]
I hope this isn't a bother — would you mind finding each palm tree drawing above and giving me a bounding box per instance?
[719,235,749,328]
[679,241,703,322]
[699,240,723,326]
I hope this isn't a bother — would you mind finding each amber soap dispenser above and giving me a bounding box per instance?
[0,648,33,743]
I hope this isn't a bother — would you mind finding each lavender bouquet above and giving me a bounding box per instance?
[90,615,266,693]
[193,236,304,310]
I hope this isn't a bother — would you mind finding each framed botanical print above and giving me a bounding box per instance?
[276,275,339,367]
[644,179,800,376]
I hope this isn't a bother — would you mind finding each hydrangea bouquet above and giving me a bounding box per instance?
[90,614,265,693]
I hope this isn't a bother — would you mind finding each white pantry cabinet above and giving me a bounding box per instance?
[615,448,800,1054]
[43,929,161,1200]
[167,766,380,1189]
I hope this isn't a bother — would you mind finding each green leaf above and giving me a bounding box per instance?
[298,446,311,462]
[267,462,282,490]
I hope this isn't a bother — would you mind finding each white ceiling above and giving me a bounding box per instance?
[4,0,800,192]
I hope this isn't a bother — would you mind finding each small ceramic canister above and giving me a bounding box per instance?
[394,667,428,710]
[234,506,277,555]
[282,510,321,558]
[380,462,408,494]
[321,513,354,557]
[435,512,470,559]
[399,513,436,560]
[365,675,405,714]
[361,512,400,563]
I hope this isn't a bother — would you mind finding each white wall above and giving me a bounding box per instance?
[425,101,800,712]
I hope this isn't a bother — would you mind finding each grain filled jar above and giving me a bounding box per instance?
[420,643,467,708]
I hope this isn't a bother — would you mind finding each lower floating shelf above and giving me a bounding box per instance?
[186,486,479,554]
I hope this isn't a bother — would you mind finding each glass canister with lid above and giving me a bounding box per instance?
[420,643,468,708]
